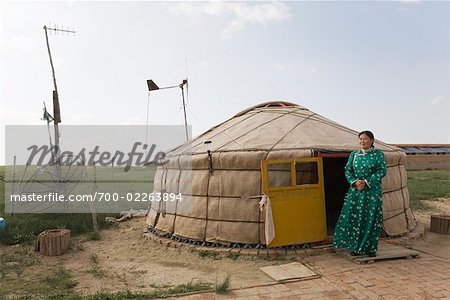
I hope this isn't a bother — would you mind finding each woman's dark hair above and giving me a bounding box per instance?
[358,130,375,146]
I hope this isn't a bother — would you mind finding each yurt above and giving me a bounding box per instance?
[146,102,416,247]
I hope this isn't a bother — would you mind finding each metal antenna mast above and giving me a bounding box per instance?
[43,24,76,159]
[180,79,188,141]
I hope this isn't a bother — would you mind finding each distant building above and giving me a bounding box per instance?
[392,144,450,170]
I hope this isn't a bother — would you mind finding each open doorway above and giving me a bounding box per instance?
[322,156,349,236]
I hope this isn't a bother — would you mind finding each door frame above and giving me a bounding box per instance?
[261,157,327,247]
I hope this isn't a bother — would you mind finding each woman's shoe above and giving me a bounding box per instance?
[368,253,376,257]
[350,252,358,256]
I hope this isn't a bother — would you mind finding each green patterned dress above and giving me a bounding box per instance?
[333,147,387,255]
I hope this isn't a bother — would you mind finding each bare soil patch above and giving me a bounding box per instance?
[0,217,285,298]
[69,218,277,294]
[409,197,450,260]
[413,197,450,229]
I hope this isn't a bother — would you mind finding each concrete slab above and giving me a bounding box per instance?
[410,231,450,260]
[260,262,319,283]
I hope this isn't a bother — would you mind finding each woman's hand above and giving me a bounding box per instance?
[356,180,366,191]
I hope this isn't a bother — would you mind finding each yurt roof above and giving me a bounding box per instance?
[171,101,401,155]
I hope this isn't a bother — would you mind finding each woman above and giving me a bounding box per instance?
[333,130,387,257]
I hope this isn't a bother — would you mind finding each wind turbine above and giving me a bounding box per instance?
[146,78,189,141]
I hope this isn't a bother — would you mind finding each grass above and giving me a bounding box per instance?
[0,246,40,279]
[44,267,77,290]
[214,275,231,294]
[88,264,107,278]
[261,255,296,262]
[0,165,146,245]
[0,278,221,300]
[198,250,221,260]
[0,212,112,245]
[88,253,106,278]
[90,253,99,264]
[407,170,450,211]
[87,231,101,241]
[85,281,216,299]
[70,238,85,252]
[227,252,240,260]
[0,245,80,299]
[162,281,214,295]
[148,283,172,289]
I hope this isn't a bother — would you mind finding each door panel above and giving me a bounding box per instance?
[261,157,326,247]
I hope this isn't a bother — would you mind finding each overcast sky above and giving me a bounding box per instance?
[1,1,449,163]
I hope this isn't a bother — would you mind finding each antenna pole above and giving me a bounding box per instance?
[145,92,150,155]
[180,83,189,141]
[44,26,60,119]
[44,25,65,157]
[43,24,75,185]
[43,25,75,128]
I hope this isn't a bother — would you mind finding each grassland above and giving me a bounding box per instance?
[0,165,155,244]
[407,170,450,210]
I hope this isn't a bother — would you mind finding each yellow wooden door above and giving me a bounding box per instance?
[261,157,326,247]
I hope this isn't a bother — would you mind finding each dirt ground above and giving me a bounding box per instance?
[1,198,449,298]
[408,197,450,260]
[1,217,282,298]
[67,218,278,294]
[412,197,450,227]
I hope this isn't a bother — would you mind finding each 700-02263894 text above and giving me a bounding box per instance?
[9,192,183,203]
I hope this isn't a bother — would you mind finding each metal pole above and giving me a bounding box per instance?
[43,25,62,183]
[11,156,16,218]
[181,86,189,141]
[43,26,61,144]
[157,84,179,91]
[145,92,150,156]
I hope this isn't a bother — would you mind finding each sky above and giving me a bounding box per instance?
[1,1,449,164]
